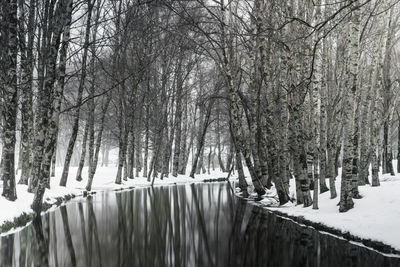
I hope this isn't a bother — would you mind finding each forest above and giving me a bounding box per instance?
[1,0,400,217]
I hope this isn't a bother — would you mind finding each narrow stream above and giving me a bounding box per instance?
[0,182,399,267]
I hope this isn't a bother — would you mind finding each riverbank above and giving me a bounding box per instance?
[0,166,229,234]
[234,165,400,254]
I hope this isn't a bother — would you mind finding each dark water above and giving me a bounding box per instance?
[0,182,399,267]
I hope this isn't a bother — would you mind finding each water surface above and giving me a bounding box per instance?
[0,182,399,267]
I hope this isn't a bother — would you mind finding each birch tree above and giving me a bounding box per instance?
[1,0,18,201]
[339,6,361,212]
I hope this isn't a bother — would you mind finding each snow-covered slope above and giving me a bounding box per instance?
[242,163,400,251]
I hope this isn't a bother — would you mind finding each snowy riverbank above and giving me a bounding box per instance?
[0,166,230,234]
[237,165,400,253]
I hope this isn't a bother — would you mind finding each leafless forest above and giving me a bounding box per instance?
[1,0,400,214]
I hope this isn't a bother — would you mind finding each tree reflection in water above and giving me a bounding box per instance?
[0,182,400,267]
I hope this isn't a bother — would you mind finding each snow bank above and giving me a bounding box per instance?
[238,163,400,251]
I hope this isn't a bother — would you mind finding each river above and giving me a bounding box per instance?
[0,182,399,266]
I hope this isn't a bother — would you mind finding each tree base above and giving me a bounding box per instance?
[278,192,289,206]
[339,199,354,212]
[18,179,28,185]
[339,203,354,212]
[255,187,266,196]
[320,184,329,194]
[303,195,312,207]
[2,193,17,202]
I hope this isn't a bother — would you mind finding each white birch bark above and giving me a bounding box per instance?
[339,7,361,212]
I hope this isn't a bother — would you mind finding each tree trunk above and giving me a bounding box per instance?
[143,109,149,178]
[85,94,112,191]
[382,7,395,176]
[319,25,329,194]
[87,0,101,185]
[369,16,386,187]
[76,121,89,181]
[339,7,360,212]
[31,0,74,213]
[397,113,400,173]
[216,107,226,172]
[326,139,337,199]
[126,131,135,179]
[207,146,212,175]
[189,99,214,178]
[50,152,56,178]
[358,70,374,185]
[179,104,194,175]
[235,150,247,195]
[59,0,94,187]
[178,94,189,175]
[135,128,142,177]
[225,138,234,173]
[172,56,184,177]
[115,127,127,184]
[1,0,18,201]
[310,1,322,210]
[18,0,35,185]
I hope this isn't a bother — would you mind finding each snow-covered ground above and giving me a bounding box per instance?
[253,162,400,252]
[0,166,229,234]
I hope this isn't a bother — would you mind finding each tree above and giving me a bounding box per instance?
[31,0,73,213]
[60,0,95,187]
[339,5,361,212]
[1,0,18,201]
